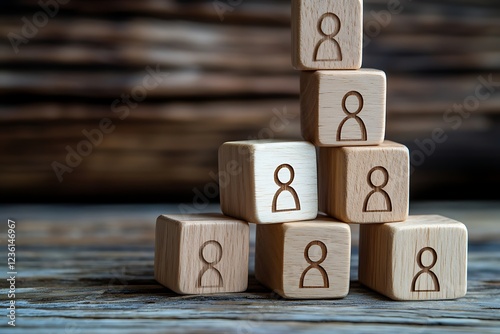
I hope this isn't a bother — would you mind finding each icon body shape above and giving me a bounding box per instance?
[337,91,367,142]
[314,13,342,62]
[198,240,224,288]
[272,164,301,213]
[299,240,329,289]
[411,247,440,292]
[363,166,393,213]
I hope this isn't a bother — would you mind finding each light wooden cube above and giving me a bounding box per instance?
[301,69,386,147]
[292,0,363,70]
[319,141,409,223]
[154,214,249,294]
[359,215,468,300]
[255,216,351,299]
[219,140,318,224]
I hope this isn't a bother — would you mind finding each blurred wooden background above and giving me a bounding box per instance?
[1,0,499,203]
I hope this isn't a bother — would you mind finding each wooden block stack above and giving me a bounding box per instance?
[217,140,351,299]
[154,0,468,301]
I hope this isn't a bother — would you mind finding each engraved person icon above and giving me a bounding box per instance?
[411,247,440,292]
[272,164,301,213]
[314,12,342,61]
[299,240,329,288]
[363,166,393,213]
[337,91,368,142]
[197,240,223,288]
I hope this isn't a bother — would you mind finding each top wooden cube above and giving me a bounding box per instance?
[292,0,363,70]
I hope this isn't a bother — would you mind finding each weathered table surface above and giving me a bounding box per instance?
[0,202,499,333]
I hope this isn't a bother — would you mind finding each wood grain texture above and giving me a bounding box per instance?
[301,69,386,146]
[1,0,500,203]
[0,203,499,333]
[218,140,318,224]
[292,0,363,70]
[255,216,351,299]
[319,141,409,223]
[155,214,249,294]
[359,215,468,301]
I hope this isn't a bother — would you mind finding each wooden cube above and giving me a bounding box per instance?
[154,214,249,294]
[255,216,351,299]
[359,215,468,300]
[292,0,363,70]
[301,69,386,147]
[219,140,318,224]
[319,141,409,223]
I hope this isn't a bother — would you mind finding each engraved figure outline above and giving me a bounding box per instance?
[314,12,343,62]
[411,246,440,292]
[362,166,393,213]
[272,164,301,213]
[299,240,330,289]
[197,240,224,288]
[337,91,368,142]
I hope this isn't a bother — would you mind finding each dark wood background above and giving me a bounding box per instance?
[1,0,499,203]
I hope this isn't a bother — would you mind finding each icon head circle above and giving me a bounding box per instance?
[342,91,364,116]
[200,240,223,265]
[367,166,389,188]
[417,247,438,269]
[304,240,327,265]
[318,12,341,37]
[274,164,295,186]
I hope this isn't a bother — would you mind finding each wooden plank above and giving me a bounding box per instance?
[3,0,291,25]
[0,71,299,97]
[3,0,500,27]
[1,74,499,113]
[0,204,498,333]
